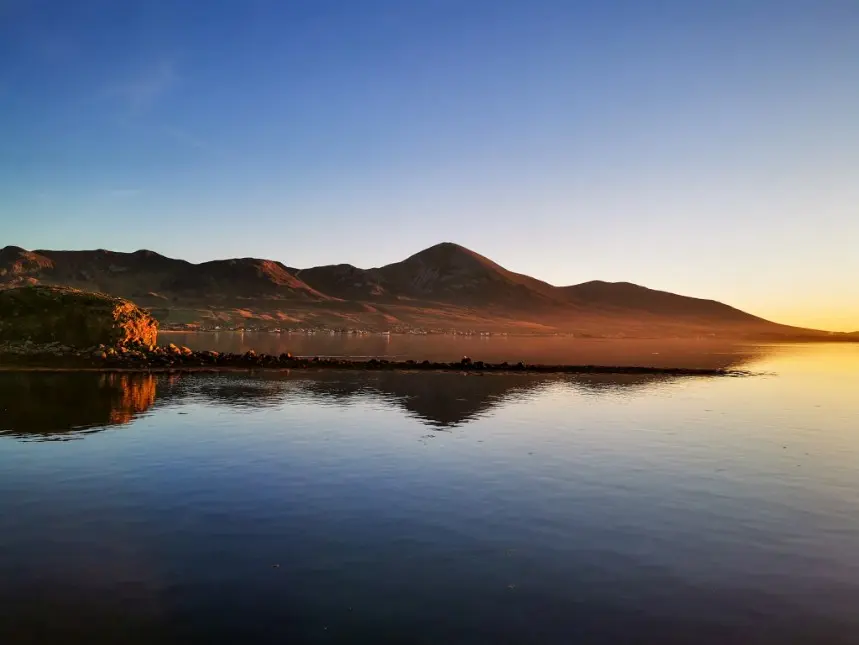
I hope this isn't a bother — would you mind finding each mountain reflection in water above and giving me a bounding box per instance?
[0,343,765,439]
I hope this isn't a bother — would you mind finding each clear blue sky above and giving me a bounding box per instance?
[1,0,857,329]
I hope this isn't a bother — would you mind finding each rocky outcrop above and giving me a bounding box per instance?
[0,286,158,348]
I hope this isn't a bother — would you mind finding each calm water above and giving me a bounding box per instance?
[1,343,858,644]
[163,332,780,368]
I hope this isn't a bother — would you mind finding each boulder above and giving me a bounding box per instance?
[0,286,158,348]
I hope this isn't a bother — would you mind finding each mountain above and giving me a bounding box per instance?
[295,264,388,300]
[294,243,564,307]
[370,242,566,308]
[561,280,763,324]
[0,242,839,338]
[0,247,327,301]
[167,258,328,300]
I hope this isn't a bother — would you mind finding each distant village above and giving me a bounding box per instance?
[160,322,515,336]
[158,322,715,339]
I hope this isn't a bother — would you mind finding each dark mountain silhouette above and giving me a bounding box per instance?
[0,242,839,338]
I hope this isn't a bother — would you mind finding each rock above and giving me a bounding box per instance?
[0,286,158,348]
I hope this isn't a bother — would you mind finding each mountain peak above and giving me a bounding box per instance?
[132,249,165,259]
[372,242,563,307]
[424,241,472,253]
[402,242,485,263]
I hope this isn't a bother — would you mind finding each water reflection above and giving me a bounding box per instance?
[1,368,742,440]
[255,372,695,428]
[0,340,772,438]
[0,373,157,439]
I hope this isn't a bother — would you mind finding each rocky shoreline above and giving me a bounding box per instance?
[0,341,751,376]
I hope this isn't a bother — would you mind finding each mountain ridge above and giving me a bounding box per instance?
[0,242,841,338]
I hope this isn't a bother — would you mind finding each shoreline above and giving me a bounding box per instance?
[0,342,754,376]
[0,359,751,377]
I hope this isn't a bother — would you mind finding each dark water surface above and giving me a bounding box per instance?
[1,343,858,644]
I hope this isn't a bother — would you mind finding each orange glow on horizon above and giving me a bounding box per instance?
[759,308,859,334]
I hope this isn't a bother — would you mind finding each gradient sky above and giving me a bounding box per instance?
[1,0,857,330]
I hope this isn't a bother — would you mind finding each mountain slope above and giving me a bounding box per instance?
[561,280,767,324]
[168,258,329,300]
[0,246,54,284]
